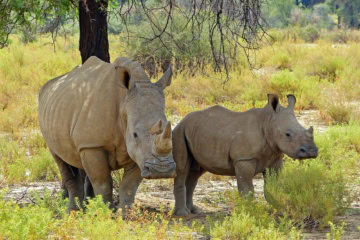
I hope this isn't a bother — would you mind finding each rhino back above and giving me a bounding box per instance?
[38,56,125,167]
[180,105,266,175]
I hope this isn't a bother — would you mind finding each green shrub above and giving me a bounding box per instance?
[209,193,301,239]
[29,149,59,181]
[0,192,193,239]
[326,221,346,240]
[0,191,55,240]
[299,25,320,43]
[266,159,352,228]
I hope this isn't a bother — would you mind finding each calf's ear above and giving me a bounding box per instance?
[267,94,280,113]
[287,94,296,110]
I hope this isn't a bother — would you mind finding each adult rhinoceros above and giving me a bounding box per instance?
[172,94,318,216]
[38,56,176,212]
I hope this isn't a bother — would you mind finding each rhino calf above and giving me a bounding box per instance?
[172,94,318,216]
[38,56,176,213]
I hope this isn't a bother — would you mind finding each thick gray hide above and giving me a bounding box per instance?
[172,94,318,216]
[38,56,175,212]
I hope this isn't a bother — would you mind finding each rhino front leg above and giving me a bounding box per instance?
[80,149,114,209]
[234,160,256,196]
[118,163,143,217]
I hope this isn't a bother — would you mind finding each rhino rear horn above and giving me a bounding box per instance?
[287,94,296,110]
[156,65,172,89]
[149,120,163,135]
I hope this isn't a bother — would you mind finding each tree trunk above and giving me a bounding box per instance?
[79,0,110,64]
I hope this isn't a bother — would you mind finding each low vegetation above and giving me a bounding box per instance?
[1,30,360,238]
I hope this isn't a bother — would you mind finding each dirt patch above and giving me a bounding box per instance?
[296,109,328,133]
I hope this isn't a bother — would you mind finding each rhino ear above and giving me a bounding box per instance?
[268,94,280,113]
[116,66,132,90]
[156,65,172,90]
[287,94,296,110]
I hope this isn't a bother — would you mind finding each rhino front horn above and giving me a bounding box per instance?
[155,121,172,155]
[162,121,172,140]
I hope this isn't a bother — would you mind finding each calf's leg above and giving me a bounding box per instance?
[185,168,205,214]
[234,160,256,197]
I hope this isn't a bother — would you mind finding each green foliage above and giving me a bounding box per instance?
[0,193,193,240]
[326,0,360,28]
[263,0,297,28]
[326,221,346,240]
[0,136,59,184]
[122,10,227,73]
[266,159,352,227]
[0,0,76,47]
[209,194,302,239]
[298,25,320,43]
[0,191,55,240]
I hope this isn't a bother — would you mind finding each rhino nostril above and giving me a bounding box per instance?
[299,147,307,153]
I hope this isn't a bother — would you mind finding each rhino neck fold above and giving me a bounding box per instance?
[261,108,281,155]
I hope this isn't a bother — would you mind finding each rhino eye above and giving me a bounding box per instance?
[285,131,293,138]
[133,132,138,138]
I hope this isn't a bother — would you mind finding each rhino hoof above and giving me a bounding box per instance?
[189,205,201,214]
[173,207,191,217]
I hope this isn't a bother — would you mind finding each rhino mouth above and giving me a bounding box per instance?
[141,156,176,179]
[295,145,318,159]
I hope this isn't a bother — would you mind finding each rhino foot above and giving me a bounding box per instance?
[173,207,191,216]
[188,205,201,214]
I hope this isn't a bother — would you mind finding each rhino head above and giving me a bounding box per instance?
[117,64,176,179]
[267,94,318,159]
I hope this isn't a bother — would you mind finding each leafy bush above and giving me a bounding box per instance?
[209,193,301,239]
[299,25,320,43]
[265,159,352,228]
[0,137,58,183]
[326,221,346,240]
[0,193,192,240]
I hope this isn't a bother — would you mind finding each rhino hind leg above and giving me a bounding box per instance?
[84,175,95,200]
[185,166,205,214]
[51,151,85,211]
[173,169,191,216]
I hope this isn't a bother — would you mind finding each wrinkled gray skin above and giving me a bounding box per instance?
[172,94,318,216]
[38,56,176,213]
